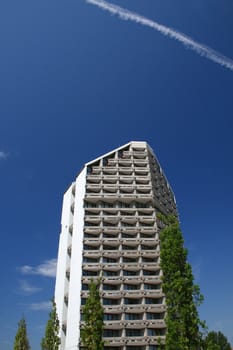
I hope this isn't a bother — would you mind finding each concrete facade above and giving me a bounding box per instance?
[55,141,177,350]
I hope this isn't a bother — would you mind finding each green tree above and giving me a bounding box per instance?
[80,279,104,350]
[41,299,60,350]
[14,317,30,350]
[204,331,231,350]
[158,214,204,350]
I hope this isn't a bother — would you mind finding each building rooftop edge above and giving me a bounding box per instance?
[85,141,148,167]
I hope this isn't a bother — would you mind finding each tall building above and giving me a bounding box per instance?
[55,141,177,350]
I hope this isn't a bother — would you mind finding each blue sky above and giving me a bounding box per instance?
[0,0,233,348]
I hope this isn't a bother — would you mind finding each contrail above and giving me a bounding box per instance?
[86,0,233,72]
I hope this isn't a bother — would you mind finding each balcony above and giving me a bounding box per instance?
[119,186,134,194]
[141,246,158,253]
[103,227,120,235]
[84,227,102,235]
[143,290,164,298]
[118,168,133,175]
[103,216,119,224]
[86,175,101,184]
[83,251,101,259]
[121,227,138,234]
[135,178,150,185]
[134,169,149,176]
[102,251,121,259]
[103,178,118,184]
[103,187,118,194]
[134,160,148,167]
[136,186,151,195]
[103,168,118,175]
[85,217,101,225]
[119,177,134,185]
[103,321,123,330]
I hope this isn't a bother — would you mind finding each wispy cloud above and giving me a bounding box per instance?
[18,280,42,295]
[18,259,57,278]
[29,301,51,311]
[0,151,8,160]
[192,262,201,282]
[18,300,52,311]
[86,0,233,72]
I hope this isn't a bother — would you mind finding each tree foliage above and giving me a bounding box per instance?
[14,317,31,350]
[80,279,104,350]
[204,331,231,350]
[158,214,204,350]
[41,299,61,350]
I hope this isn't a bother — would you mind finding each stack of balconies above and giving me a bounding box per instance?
[80,144,173,350]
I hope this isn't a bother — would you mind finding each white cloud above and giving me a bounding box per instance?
[86,0,233,72]
[18,258,57,278]
[29,301,52,311]
[0,151,8,160]
[18,280,42,295]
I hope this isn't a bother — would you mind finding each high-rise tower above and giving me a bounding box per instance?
[55,141,177,350]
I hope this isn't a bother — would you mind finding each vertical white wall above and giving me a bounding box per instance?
[65,167,86,350]
[55,185,74,349]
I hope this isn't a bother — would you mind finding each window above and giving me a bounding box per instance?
[123,257,138,263]
[103,222,118,227]
[84,221,100,227]
[103,257,118,263]
[104,314,121,321]
[103,233,118,238]
[84,201,97,208]
[125,313,142,320]
[118,202,131,208]
[83,270,98,276]
[101,202,114,208]
[122,245,137,250]
[142,257,158,263]
[140,222,154,227]
[103,284,119,291]
[123,270,139,276]
[122,223,135,227]
[103,298,121,306]
[103,270,119,277]
[145,297,163,305]
[124,298,141,305]
[83,257,99,263]
[84,244,99,251]
[146,312,164,320]
[147,329,156,336]
[140,233,155,238]
[144,284,160,290]
[122,233,137,239]
[147,329,165,336]
[143,270,159,276]
[125,329,143,337]
[103,330,121,337]
[124,284,140,290]
[81,284,89,290]
[103,245,118,250]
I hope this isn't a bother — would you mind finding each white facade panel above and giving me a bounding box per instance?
[65,167,86,350]
[55,185,74,349]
